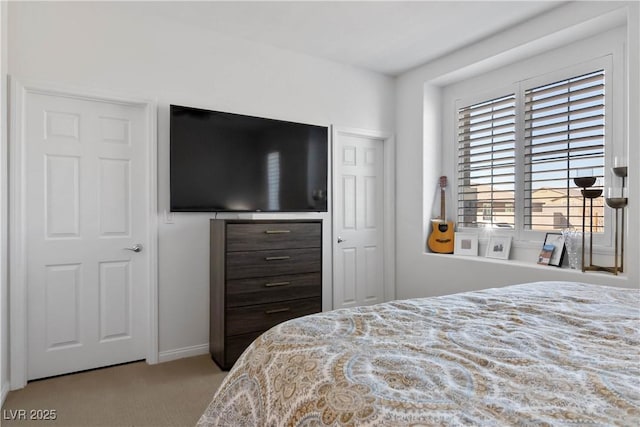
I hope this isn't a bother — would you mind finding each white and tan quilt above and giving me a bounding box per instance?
[197,281,639,426]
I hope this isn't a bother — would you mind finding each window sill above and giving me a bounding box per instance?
[423,251,630,283]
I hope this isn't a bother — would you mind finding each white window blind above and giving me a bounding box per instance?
[523,70,605,231]
[457,94,516,228]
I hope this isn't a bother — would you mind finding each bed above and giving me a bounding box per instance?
[197,281,639,426]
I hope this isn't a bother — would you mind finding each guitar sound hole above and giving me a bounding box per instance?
[438,223,450,232]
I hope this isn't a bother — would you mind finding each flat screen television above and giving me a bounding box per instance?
[170,105,328,212]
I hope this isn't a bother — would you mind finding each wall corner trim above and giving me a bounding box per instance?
[1,380,9,406]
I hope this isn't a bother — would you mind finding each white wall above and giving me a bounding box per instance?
[396,1,640,299]
[1,0,9,405]
[7,2,395,359]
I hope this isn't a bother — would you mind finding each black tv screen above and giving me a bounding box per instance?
[170,105,328,212]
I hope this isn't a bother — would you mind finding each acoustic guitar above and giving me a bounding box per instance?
[427,176,455,254]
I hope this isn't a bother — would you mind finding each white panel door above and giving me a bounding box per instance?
[25,92,148,380]
[333,133,384,309]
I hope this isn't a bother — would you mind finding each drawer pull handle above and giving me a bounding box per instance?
[265,256,291,261]
[265,230,291,234]
[265,308,290,314]
[265,281,291,288]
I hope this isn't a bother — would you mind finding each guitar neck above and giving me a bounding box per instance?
[440,188,446,220]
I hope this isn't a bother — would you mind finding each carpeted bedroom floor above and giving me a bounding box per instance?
[1,355,227,427]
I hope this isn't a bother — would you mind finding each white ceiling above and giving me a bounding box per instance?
[136,1,566,76]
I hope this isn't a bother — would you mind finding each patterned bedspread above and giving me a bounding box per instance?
[197,281,640,426]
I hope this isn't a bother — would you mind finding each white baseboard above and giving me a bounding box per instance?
[1,380,9,407]
[158,343,209,363]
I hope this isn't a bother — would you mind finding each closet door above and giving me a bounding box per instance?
[333,130,385,309]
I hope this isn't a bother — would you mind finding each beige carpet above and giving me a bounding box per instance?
[1,355,227,427]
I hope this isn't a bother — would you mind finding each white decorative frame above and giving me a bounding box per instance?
[486,235,512,260]
[454,232,478,256]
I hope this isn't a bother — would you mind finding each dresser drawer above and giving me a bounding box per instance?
[226,297,321,336]
[226,248,321,280]
[226,222,321,252]
[227,272,321,308]
[210,219,323,371]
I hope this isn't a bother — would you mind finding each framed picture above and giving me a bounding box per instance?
[485,235,512,260]
[542,232,566,267]
[537,244,555,265]
[454,232,478,256]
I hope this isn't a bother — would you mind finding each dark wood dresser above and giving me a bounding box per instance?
[209,219,322,370]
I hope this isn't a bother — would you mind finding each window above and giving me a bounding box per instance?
[457,67,606,234]
[482,203,492,221]
[524,70,605,232]
[457,94,516,228]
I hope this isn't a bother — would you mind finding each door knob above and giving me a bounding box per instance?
[337,237,346,243]
[124,244,143,253]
